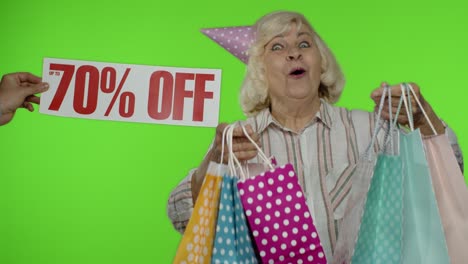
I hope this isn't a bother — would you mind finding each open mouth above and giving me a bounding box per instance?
[289,67,306,77]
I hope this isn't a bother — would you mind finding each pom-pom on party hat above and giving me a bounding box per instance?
[200,26,254,64]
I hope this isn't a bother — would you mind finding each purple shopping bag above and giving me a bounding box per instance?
[237,163,327,264]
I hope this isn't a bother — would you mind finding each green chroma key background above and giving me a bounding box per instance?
[1,0,467,263]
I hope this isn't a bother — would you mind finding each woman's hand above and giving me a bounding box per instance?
[0,72,49,126]
[191,122,261,203]
[370,82,445,136]
[211,123,261,164]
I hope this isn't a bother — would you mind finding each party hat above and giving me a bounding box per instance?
[200,26,254,64]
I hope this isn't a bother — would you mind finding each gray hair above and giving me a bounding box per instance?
[240,11,345,116]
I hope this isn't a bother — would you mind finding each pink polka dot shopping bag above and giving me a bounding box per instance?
[234,125,327,264]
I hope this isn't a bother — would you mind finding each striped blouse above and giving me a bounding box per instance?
[167,100,463,260]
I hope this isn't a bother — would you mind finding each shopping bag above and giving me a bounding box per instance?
[211,174,259,263]
[424,134,468,264]
[226,123,327,263]
[398,83,449,263]
[330,155,377,264]
[229,124,326,264]
[351,83,450,263]
[333,84,399,264]
[211,123,262,263]
[237,163,327,263]
[350,153,404,263]
[400,129,450,263]
[173,162,224,264]
[348,84,405,264]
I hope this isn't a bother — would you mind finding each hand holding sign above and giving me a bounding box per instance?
[41,58,222,127]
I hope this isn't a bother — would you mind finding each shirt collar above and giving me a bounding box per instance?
[253,99,334,134]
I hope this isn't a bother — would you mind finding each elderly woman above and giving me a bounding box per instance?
[168,11,462,259]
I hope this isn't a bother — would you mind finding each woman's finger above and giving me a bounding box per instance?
[16,72,42,84]
[22,101,34,112]
[25,95,41,105]
[233,149,259,162]
[231,141,260,153]
[214,123,229,144]
[232,124,257,138]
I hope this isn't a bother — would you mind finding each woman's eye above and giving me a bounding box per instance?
[299,41,310,48]
[271,44,283,51]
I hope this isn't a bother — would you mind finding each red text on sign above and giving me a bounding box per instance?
[48,64,133,117]
[147,71,215,122]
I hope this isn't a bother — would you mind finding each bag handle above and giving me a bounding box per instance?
[226,124,243,178]
[219,124,229,164]
[383,85,397,154]
[226,122,275,180]
[211,123,231,176]
[403,83,438,135]
[240,124,275,170]
[391,84,406,130]
[226,123,255,180]
[366,84,391,159]
[399,83,414,131]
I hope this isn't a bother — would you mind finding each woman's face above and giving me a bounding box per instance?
[263,22,322,106]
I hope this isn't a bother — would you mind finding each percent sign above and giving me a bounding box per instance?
[48,64,134,117]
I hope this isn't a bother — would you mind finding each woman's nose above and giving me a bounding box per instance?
[286,47,302,61]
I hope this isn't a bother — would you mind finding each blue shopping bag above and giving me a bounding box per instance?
[351,153,404,264]
[400,129,450,263]
[211,174,259,264]
[398,83,449,263]
[211,123,260,264]
[334,84,404,264]
[346,83,450,264]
